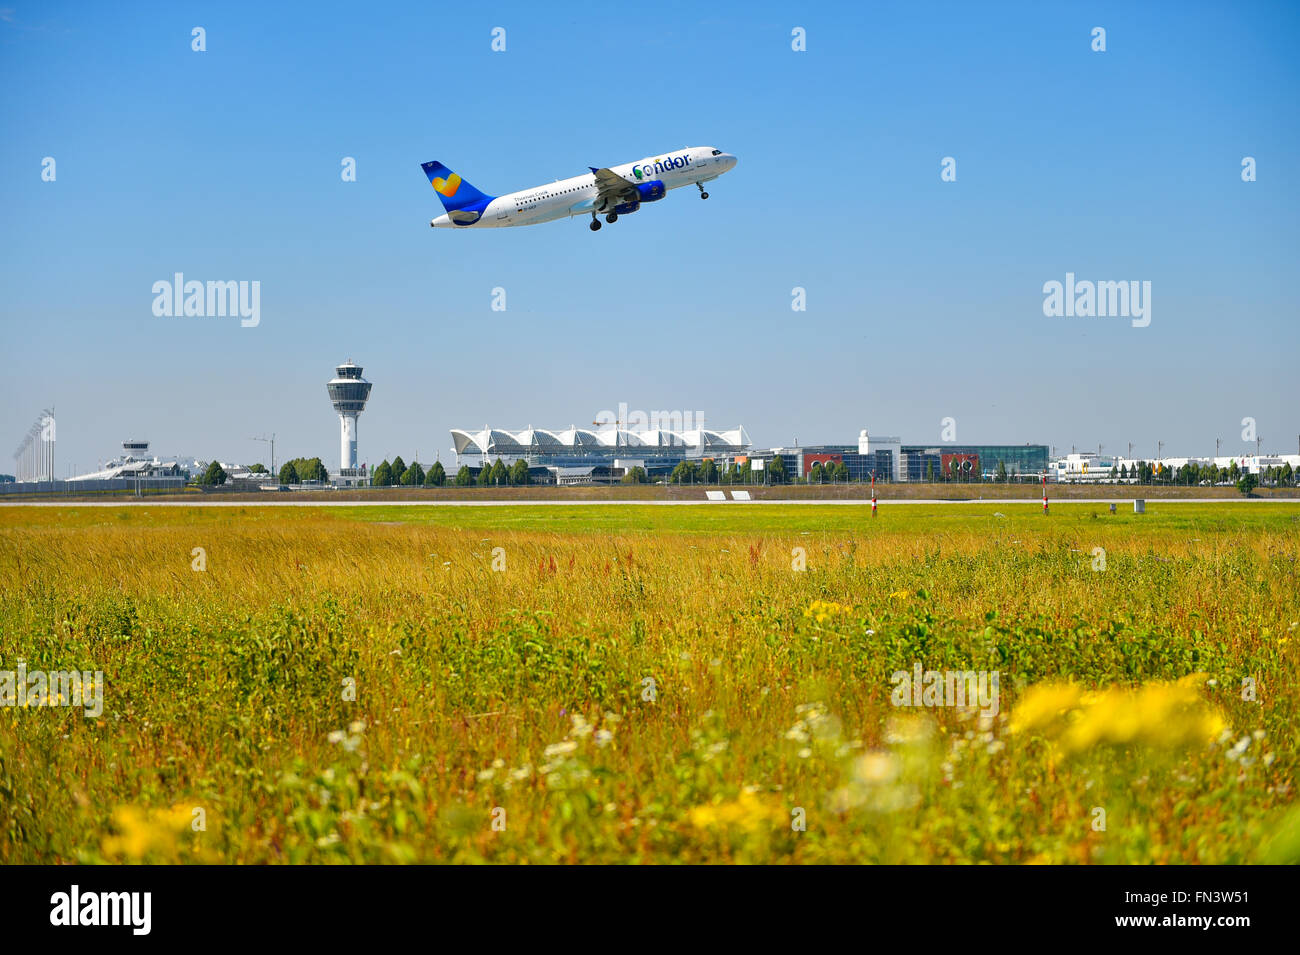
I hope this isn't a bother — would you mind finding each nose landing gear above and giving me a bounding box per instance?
[696,182,709,199]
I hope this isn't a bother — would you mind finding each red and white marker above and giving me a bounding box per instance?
[871,472,877,516]
[1042,472,1049,514]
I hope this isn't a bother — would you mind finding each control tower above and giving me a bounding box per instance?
[326,361,372,471]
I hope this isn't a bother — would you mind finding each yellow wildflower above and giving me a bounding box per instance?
[1010,675,1225,755]
[101,803,206,862]
[687,790,785,833]
[803,599,851,625]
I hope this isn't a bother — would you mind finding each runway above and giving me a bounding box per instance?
[1,498,1294,508]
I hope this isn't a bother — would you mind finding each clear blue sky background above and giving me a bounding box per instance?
[2,0,1297,474]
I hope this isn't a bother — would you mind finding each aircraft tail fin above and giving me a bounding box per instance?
[420,161,495,213]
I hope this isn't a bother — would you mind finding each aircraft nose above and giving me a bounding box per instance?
[722,153,738,170]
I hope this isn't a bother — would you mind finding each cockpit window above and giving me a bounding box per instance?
[711,149,722,156]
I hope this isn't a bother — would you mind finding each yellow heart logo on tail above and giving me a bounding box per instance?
[432,173,461,197]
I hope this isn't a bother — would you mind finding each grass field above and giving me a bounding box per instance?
[2,501,1297,863]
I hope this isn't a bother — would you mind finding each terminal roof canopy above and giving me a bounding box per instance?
[450,426,750,457]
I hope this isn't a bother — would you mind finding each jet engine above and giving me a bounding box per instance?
[636,180,666,201]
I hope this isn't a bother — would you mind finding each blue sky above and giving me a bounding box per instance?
[2,0,1297,474]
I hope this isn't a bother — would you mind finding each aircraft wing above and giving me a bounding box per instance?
[589,166,638,205]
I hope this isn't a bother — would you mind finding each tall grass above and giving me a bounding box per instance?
[1,504,1296,863]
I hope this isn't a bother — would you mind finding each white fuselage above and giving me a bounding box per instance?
[431,146,737,228]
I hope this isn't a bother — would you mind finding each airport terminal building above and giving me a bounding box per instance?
[451,426,751,483]
[449,425,1049,484]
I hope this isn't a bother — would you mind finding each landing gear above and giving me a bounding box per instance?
[696,182,709,199]
[605,213,618,224]
[589,215,602,232]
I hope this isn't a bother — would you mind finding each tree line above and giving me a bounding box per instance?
[196,451,1294,495]
[369,456,447,487]
[1107,460,1294,489]
[368,457,533,488]
[669,456,789,485]
[277,457,329,485]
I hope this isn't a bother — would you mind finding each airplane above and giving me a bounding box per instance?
[422,146,737,232]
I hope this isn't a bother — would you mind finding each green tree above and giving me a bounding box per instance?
[926,460,935,483]
[390,456,406,482]
[621,466,648,484]
[809,462,824,484]
[278,461,298,485]
[371,460,392,487]
[247,463,267,474]
[401,461,425,485]
[670,461,701,485]
[199,460,228,486]
[1237,472,1259,496]
[1282,462,1294,487]
[700,459,719,484]
[425,461,446,486]
[454,465,473,487]
[995,459,1008,483]
[509,459,531,486]
[287,457,328,483]
[769,455,786,485]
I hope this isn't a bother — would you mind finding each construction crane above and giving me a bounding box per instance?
[251,434,275,477]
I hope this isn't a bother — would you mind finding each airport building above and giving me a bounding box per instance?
[898,444,1049,482]
[450,425,751,483]
[751,432,902,482]
[0,440,197,496]
[745,438,1048,484]
[327,361,373,487]
[65,441,193,484]
[449,425,1050,484]
[1050,450,1300,483]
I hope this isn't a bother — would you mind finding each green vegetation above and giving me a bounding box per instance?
[769,455,787,484]
[198,460,228,486]
[1,502,1296,864]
